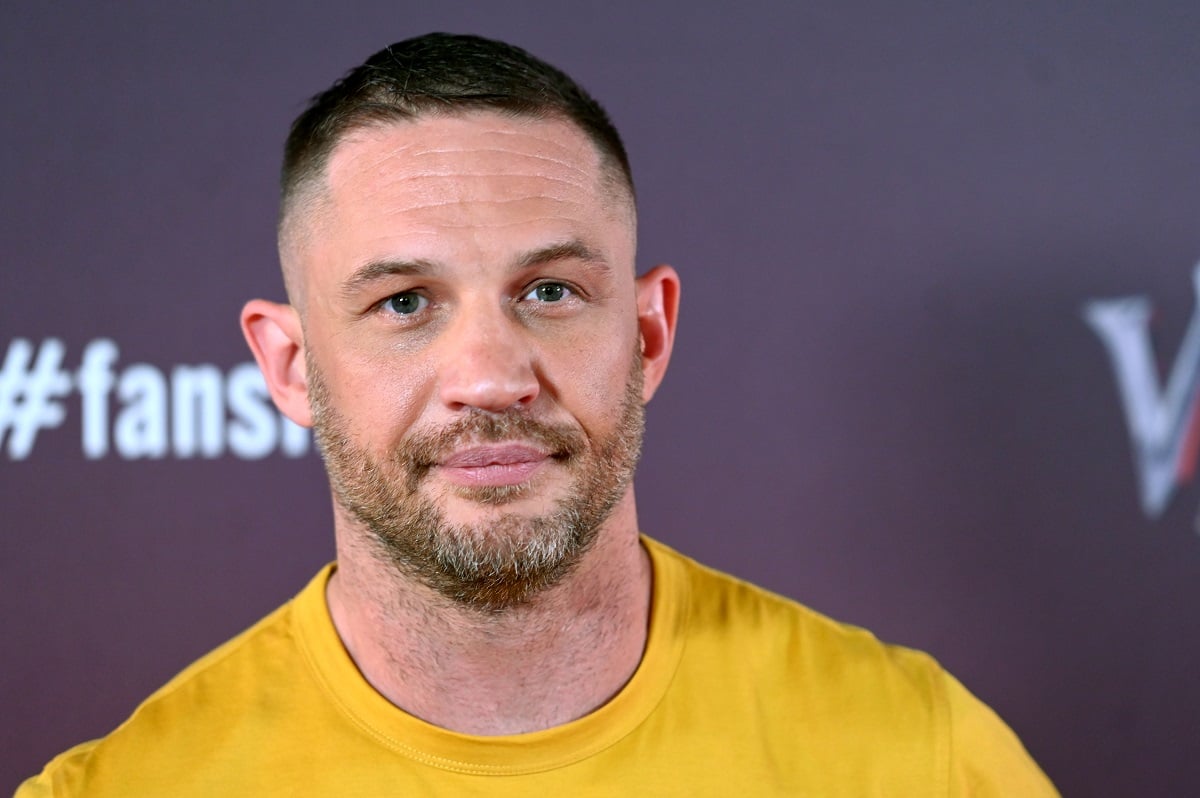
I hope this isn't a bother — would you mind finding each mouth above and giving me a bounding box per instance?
[435,443,557,488]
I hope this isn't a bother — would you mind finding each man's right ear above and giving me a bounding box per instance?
[240,299,312,428]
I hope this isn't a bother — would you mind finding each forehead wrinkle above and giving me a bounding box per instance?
[358,186,593,214]
[327,166,593,224]
[418,119,598,152]
[333,122,592,170]
[409,147,592,179]
[345,161,594,209]
[329,121,604,198]
[394,168,590,188]
[405,214,592,231]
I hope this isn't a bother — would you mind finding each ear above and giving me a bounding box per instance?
[635,264,681,403]
[240,299,313,428]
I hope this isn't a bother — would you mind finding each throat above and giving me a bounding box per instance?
[326,527,652,735]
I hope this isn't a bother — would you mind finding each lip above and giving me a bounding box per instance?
[437,444,553,487]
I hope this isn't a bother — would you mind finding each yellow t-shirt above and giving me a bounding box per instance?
[18,537,1057,796]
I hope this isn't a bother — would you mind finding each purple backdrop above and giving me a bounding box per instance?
[5,3,1200,794]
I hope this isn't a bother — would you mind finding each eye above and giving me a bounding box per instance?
[524,282,573,303]
[384,292,428,316]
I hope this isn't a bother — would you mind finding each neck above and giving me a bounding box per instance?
[325,492,652,735]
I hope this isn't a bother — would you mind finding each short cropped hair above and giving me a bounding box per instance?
[281,32,634,229]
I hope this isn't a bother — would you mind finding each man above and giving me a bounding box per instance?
[19,33,1057,795]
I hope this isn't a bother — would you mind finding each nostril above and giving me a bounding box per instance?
[439,372,540,414]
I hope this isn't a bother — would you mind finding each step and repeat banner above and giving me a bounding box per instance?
[4,4,1198,794]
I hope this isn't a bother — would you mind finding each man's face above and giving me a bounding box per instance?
[292,113,646,610]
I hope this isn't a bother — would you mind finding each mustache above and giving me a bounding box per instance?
[398,411,587,474]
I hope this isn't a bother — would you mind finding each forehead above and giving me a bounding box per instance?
[284,112,635,280]
[331,113,622,218]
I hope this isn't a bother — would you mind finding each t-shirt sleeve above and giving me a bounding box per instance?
[941,669,1060,797]
[13,775,47,798]
[14,742,96,798]
[15,765,60,798]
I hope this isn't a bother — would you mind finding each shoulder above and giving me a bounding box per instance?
[17,573,322,798]
[650,536,944,715]
[646,538,1058,795]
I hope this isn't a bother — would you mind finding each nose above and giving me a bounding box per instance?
[436,303,540,413]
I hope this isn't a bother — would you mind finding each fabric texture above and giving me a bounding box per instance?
[18,537,1058,796]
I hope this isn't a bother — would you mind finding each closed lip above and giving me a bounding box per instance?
[439,444,552,469]
[436,444,555,488]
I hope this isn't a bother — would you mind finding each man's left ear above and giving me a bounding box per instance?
[635,264,681,402]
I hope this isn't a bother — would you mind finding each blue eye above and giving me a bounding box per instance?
[525,283,571,302]
[386,292,427,315]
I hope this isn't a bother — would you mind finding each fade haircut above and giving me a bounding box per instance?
[278,33,634,297]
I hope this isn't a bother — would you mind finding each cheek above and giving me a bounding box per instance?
[545,324,639,430]
[322,348,435,449]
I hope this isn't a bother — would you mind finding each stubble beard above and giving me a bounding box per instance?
[308,353,645,613]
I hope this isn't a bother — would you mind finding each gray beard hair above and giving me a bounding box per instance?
[308,351,645,613]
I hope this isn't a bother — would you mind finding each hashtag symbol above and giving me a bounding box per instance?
[0,338,72,459]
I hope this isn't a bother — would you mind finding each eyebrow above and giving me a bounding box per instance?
[339,239,611,300]
[339,257,436,301]
[515,240,608,272]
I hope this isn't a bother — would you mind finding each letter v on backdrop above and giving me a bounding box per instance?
[1084,262,1200,520]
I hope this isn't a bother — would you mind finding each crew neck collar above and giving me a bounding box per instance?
[292,536,689,775]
